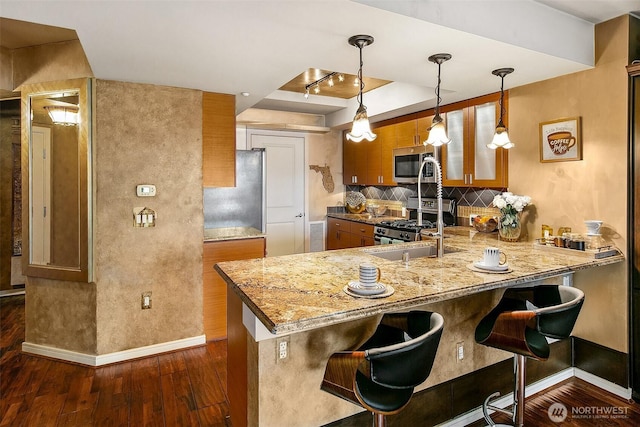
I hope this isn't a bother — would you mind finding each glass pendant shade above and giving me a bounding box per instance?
[423,53,452,147]
[44,106,79,125]
[489,67,514,149]
[347,34,376,142]
[346,104,376,142]
[424,116,450,146]
[488,124,514,149]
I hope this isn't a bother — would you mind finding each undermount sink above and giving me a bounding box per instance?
[367,245,461,261]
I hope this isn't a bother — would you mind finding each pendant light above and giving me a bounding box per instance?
[424,53,452,147]
[488,67,514,149]
[44,105,79,126]
[346,35,376,142]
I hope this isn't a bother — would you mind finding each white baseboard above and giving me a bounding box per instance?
[22,335,206,366]
[0,289,25,298]
[438,368,574,427]
[574,368,632,400]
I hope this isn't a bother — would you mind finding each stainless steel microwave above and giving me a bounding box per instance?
[392,145,437,183]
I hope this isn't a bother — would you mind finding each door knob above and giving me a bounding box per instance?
[295,213,304,218]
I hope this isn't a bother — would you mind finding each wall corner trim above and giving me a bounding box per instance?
[22,335,206,367]
[574,368,633,400]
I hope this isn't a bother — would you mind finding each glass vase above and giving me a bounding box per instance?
[498,212,522,242]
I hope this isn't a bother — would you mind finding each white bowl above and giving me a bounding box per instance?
[584,220,603,234]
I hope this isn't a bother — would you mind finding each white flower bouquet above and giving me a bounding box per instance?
[492,192,532,214]
[492,192,532,240]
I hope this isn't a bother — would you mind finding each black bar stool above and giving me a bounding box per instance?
[475,285,585,427]
[321,311,444,427]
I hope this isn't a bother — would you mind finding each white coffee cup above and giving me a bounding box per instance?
[359,263,381,286]
[483,247,507,267]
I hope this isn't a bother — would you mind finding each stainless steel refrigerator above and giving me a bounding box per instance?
[203,148,266,232]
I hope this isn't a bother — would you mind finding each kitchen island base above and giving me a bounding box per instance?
[227,286,573,426]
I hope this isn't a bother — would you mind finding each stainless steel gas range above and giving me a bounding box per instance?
[373,198,456,244]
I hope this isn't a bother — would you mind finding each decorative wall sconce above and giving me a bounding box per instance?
[44,105,79,126]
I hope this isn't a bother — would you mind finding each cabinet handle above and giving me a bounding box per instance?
[464,174,467,184]
[469,174,473,185]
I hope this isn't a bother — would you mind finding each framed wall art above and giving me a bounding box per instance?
[539,117,582,162]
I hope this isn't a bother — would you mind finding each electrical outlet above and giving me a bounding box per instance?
[276,336,290,362]
[141,292,152,309]
[456,342,464,362]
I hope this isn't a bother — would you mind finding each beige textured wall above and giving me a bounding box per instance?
[94,80,203,354]
[307,129,345,222]
[508,16,629,352]
[0,46,13,93]
[25,278,97,353]
[12,40,93,89]
[14,38,95,349]
[253,289,523,426]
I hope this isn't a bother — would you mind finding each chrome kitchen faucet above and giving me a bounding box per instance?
[417,157,444,258]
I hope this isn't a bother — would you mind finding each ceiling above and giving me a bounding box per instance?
[2,0,639,128]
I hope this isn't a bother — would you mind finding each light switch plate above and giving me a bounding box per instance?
[136,184,156,197]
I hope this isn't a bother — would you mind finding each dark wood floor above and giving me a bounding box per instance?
[0,295,230,426]
[465,377,640,426]
[2,294,640,426]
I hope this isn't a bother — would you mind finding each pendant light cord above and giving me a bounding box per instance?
[498,74,505,126]
[357,43,365,107]
[434,61,442,117]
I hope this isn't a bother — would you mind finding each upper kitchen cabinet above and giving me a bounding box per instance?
[395,115,435,147]
[343,124,396,186]
[441,93,508,188]
[203,92,236,187]
[343,132,368,185]
[368,124,395,185]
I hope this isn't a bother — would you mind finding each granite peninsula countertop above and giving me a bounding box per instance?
[326,212,401,224]
[204,226,265,242]
[214,227,624,335]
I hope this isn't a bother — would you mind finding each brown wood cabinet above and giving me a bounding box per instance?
[341,93,508,189]
[342,125,396,186]
[441,92,509,188]
[371,125,396,185]
[202,92,236,187]
[327,218,374,250]
[343,135,368,185]
[203,237,265,340]
[394,116,434,147]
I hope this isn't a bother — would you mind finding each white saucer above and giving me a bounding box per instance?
[348,281,386,295]
[467,264,513,274]
[344,284,395,299]
[473,261,509,271]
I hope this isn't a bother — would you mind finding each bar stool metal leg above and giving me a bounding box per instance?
[513,354,525,427]
[481,354,527,427]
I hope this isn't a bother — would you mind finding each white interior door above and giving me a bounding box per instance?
[31,125,51,265]
[249,131,305,256]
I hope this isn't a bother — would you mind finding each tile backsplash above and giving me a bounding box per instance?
[341,184,506,225]
[345,184,505,208]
